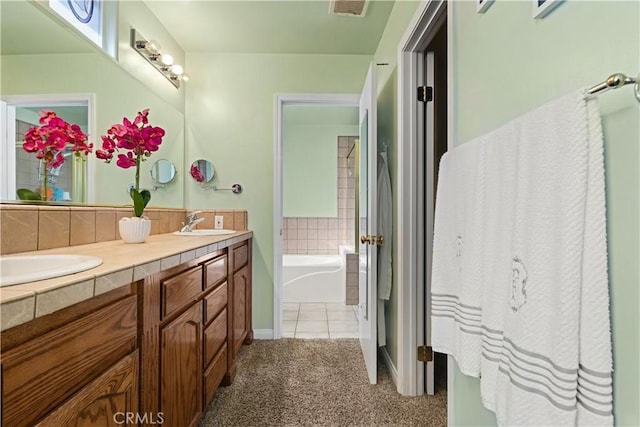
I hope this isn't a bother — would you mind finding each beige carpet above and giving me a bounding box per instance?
[199,339,447,427]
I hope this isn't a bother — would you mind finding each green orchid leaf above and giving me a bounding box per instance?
[17,188,42,200]
[130,188,145,217]
[140,189,152,209]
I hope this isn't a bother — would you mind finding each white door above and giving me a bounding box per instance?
[358,63,378,384]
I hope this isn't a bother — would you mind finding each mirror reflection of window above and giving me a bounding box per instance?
[49,0,102,46]
[47,0,117,58]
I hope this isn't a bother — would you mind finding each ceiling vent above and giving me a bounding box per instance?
[329,0,369,17]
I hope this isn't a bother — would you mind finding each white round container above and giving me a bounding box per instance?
[118,217,152,244]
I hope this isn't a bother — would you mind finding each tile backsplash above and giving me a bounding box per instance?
[0,204,248,255]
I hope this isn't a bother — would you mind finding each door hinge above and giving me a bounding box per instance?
[417,345,433,362]
[417,86,433,103]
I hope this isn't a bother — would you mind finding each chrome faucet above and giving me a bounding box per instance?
[179,210,205,232]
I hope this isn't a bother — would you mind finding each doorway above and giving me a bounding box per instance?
[273,94,360,340]
[421,16,449,396]
[396,0,449,398]
[280,103,359,339]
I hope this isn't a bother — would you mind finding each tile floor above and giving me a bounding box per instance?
[282,303,359,339]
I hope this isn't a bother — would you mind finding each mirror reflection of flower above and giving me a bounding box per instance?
[21,110,93,201]
[95,109,165,217]
[190,164,205,183]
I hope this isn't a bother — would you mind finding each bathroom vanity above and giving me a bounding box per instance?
[0,231,253,427]
[138,239,252,427]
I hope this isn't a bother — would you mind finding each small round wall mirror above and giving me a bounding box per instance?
[150,159,177,184]
[190,159,215,183]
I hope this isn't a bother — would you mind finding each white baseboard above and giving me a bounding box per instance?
[253,329,274,339]
[380,346,398,387]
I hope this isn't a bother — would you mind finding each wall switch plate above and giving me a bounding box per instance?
[214,215,224,229]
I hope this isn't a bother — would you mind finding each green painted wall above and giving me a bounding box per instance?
[450,1,639,425]
[282,105,358,218]
[373,0,421,368]
[184,53,371,329]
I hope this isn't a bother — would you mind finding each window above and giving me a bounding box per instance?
[48,0,117,59]
[49,0,103,47]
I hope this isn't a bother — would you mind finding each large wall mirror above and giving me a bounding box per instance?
[0,0,185,208]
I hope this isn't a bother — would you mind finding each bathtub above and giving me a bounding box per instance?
[282,255,345,303]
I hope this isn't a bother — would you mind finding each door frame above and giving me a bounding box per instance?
[272,93,360,339]
[396,0,452,403]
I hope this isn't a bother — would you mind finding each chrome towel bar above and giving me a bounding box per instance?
[586,73,640,103]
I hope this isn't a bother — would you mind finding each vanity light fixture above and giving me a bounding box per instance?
[131,28,188,89]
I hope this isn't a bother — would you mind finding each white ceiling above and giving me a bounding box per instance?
[144,0,396,54]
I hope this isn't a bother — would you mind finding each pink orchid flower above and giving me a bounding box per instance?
[21,110,93,201]
[190,165,205,182]
[96,109,165,217]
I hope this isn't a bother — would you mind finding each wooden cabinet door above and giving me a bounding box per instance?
[160,303,202,427]
[35,351,139,427]
[233,264,250,353]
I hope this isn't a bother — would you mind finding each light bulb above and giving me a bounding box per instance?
[181,74,190,82]
[170,64,184,75]
[160,54,174,66]
[146,40,161,54]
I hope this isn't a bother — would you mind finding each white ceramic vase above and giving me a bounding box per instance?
[119,217,151,244]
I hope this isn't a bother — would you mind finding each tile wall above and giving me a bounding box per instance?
[283,136,357,255]
[0,204,248,255]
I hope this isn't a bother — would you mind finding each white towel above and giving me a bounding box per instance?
[486,93,613,426]
[377,151,393,346]
[478,127,519,412]
[431,140,485,376]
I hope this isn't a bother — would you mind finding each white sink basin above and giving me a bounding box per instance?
[0,255,103,287]
[172,229,236,236]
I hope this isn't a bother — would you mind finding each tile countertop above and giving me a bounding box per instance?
[0,230,253,331]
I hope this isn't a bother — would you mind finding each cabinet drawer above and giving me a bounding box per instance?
[204,308,227,367]
[162,267,202,319]
[233,243,248,271]
[205,255,227,289]
[204,281,227,325]
[203,345,227,406]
